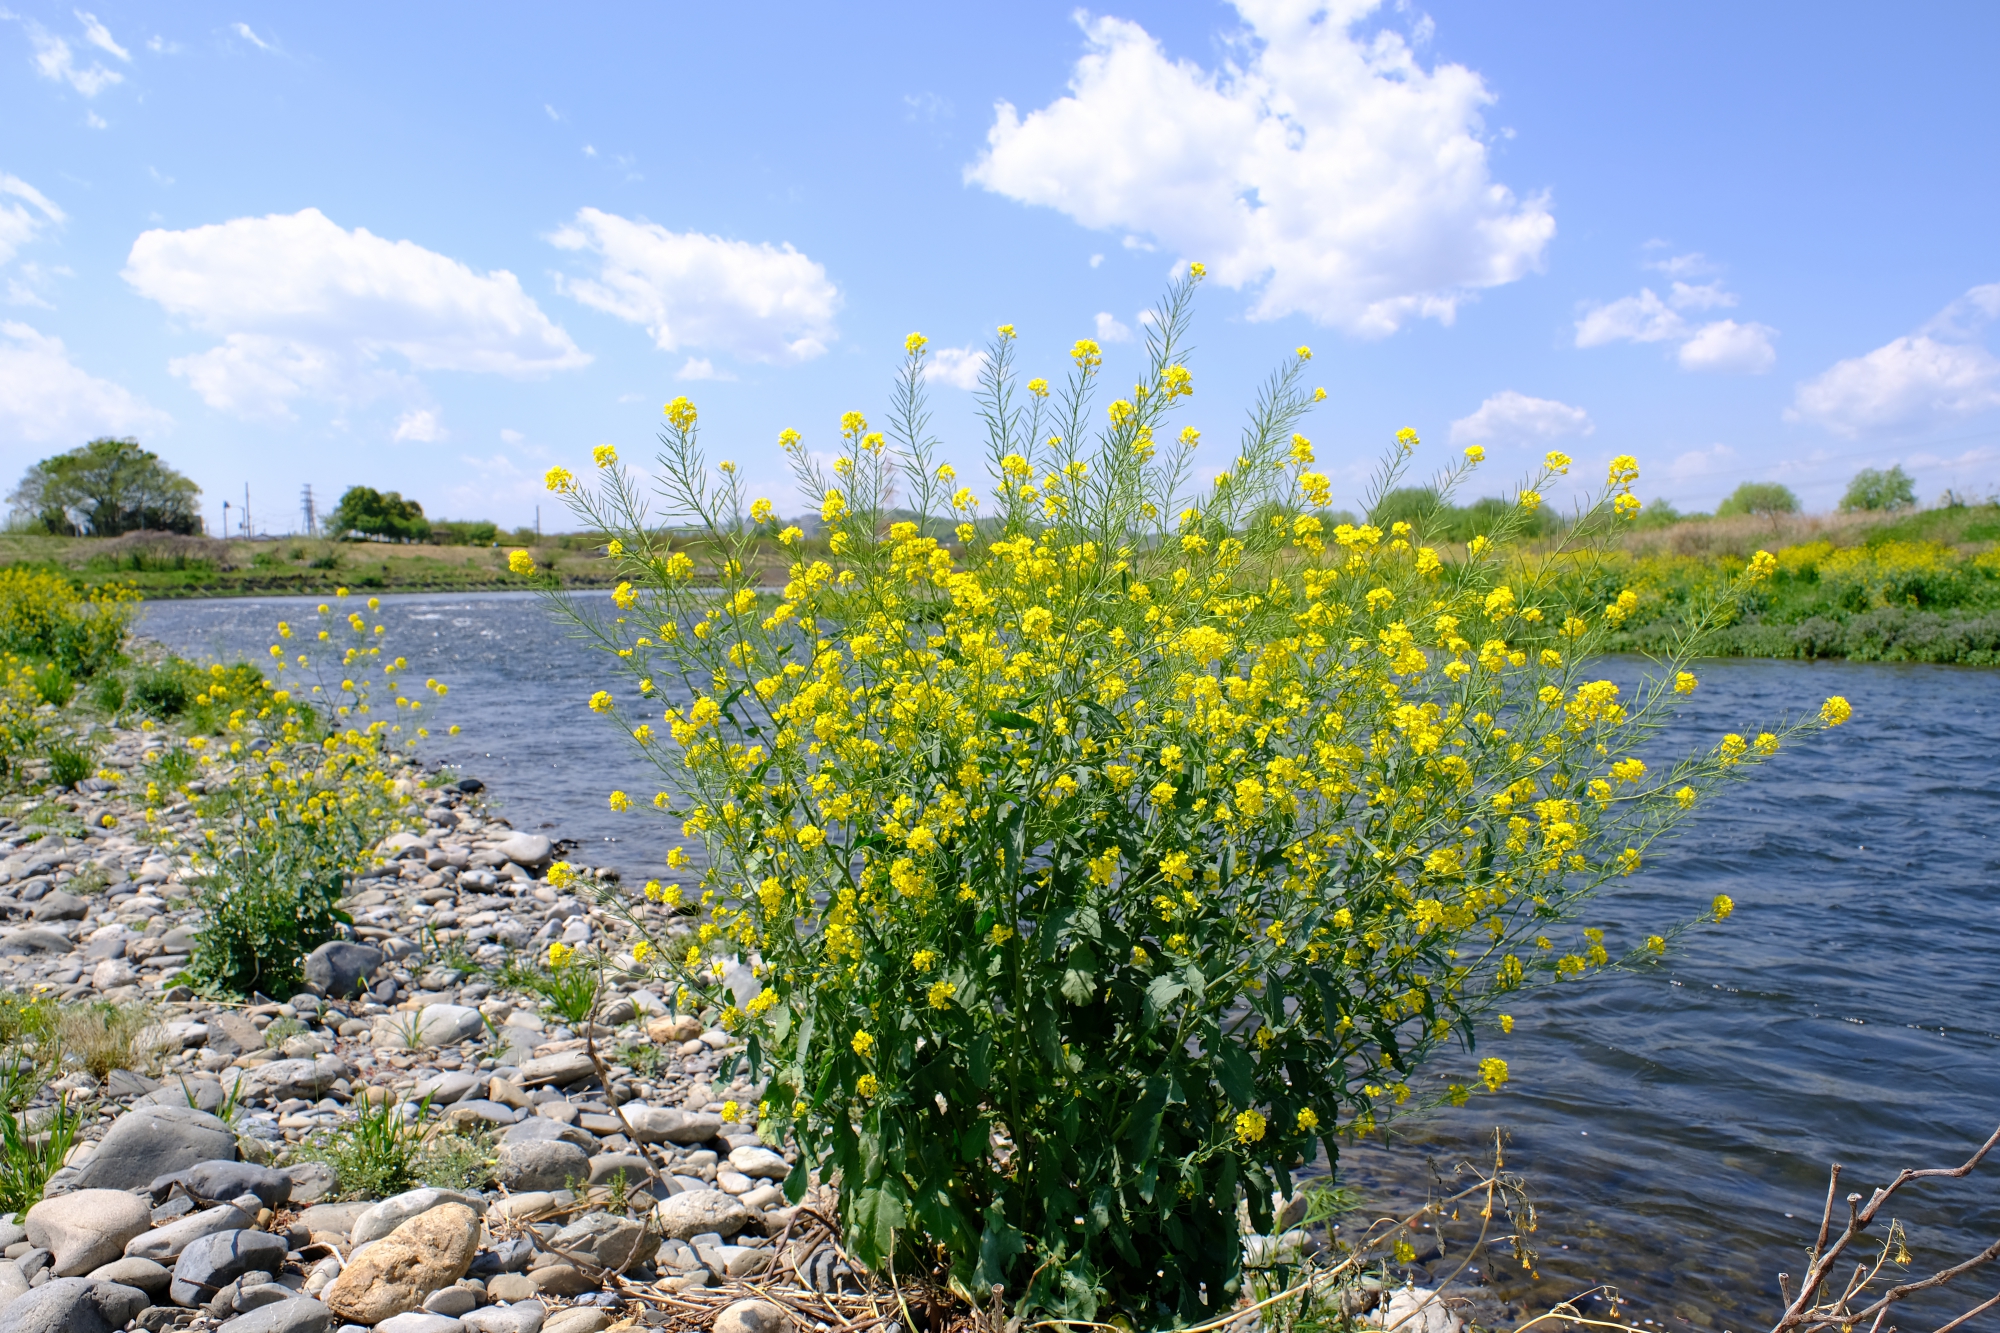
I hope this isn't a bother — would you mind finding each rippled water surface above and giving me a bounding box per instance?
[139,593,2000,1331]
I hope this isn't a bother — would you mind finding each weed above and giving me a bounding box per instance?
[31,666,73,708]
[524,944,600,1028]
[47,744,92,790]
[0,1092,79,1215]
[389,1010,426,1049]
[415,1130,493,1191]
[299,1093,432,1200]
[131,665,192,718]
[56,1001,163,1080]
[89,674,126,714]
[143,744,197,790]
[263,1017,308,1048]
[617,1041,672,1078]
[0,992,59,1052]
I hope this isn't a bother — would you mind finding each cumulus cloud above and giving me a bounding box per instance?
[1785,283,2000,437]
[0,321,166,444]
[1575,265,1776,373]
[549,208,839,365]
[965,1,1553,335]
[123,208,588,417]
[1449,390,1592,446]
[922,346,989,391]
[1667,443,1735,482]
[392,408,444,442]
[1677,318,1776,373]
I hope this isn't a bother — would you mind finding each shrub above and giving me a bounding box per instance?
[90,673,126,714]
[30,665,72,707]
[544,275,1847,1320]
[1716,481,1799,517]
[47,743,93,790]
[132,664,193,717]
[1839,465,1917,513]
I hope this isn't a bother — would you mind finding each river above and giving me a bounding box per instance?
[137,591,2000,1332]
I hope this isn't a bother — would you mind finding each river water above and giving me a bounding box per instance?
[138,592,2000,1332]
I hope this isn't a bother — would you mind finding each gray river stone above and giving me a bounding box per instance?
[72,1105,236,1193]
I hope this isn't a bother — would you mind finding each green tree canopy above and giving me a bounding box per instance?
[8,438,203,536]
[1716,481,1799,518]
[330,487,431,542]
[1839,465,1917,512]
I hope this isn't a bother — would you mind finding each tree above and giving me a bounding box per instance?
[1839,465,1916,512]
[329,487,430,542]
[8,438,202,536]
[1716,481,1799,518]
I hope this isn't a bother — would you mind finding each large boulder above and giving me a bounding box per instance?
[498,1118,594,1153]
[25,1191,153,1276]
[652,1189,753,1241]
[325,1203,480,1326]
[494,1140,587,1193]
[170,1230,288,1307]
[304,941,382,999]
[727,1145,789,1180]
[350,1189,486,1248]
[0,1279,150,1333]
[0,929,75,956]
[71,1104,236,1193]
[622,1106,721,1145]
[124,1204,255,1262]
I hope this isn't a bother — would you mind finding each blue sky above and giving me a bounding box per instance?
[3,1,1998,535]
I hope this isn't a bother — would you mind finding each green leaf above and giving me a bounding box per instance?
[1214,1041,1255,1107]
[975,1199,1026,1290]
[986,708,1037,731]
[850,1182,906,1266]
[1060,964,1096,1006]
[783,1156,809,1204]
[1142,975,1186,1027]
[969,1032,993,1089]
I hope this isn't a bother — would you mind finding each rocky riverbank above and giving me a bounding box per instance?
[0,721,865,1333]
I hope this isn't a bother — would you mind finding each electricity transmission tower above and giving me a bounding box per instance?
[301,485,319,538]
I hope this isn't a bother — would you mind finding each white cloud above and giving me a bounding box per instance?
[1088,253,1104,269]
[392,408,444,442]
[1789,337,2000,438]
[19,16,122,95]
[1785,283,2000,438]
[965,1,1553,335]
[1449,390,1592,446]
[1093,311,1131,343]
[1575,268,1776,374]
[1643,250,1717,279]
[675,356,734,381]
[0,321,166,444]
[922,346,989,391]
[123,207,588,417]
[231,22,272,51]
[1677,319,1776,373]
[74,11,128,61]
[0,174,63,268]
[1574,289,1685,347]
[1667,443,1735,482]
[549,207,840,365]
[543,104,562,122]
[499,428,523,444]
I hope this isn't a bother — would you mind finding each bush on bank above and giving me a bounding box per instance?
[552,274,1845,1319]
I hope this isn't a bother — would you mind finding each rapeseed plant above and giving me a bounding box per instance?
[543,273,1848,1320]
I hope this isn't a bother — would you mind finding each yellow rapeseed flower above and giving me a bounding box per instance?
[1712,894,1735,921]
[855,1073,880,1098]
[1295,1107,1319,1133]
[1820,695,1852,726]
[664,396,698,430]
[1479,1057,1509,1091]
[1234,1109,1266,1143]
[593,444,617,468]
[904,332,928,355]
[545,466,576,493]
[508,549,535,575]
[851,1029,874,1057]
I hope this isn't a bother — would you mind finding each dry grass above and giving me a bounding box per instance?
[56,1001,168,1081]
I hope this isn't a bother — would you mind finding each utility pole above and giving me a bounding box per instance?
[535,505,541,539]
[242,485,252,539]
[301,484,318,538]
[222,499,230,537]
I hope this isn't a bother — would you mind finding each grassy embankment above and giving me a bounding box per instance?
[0,530,622,598]
[1568,501,2000,665]
[6,500,1999,663]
